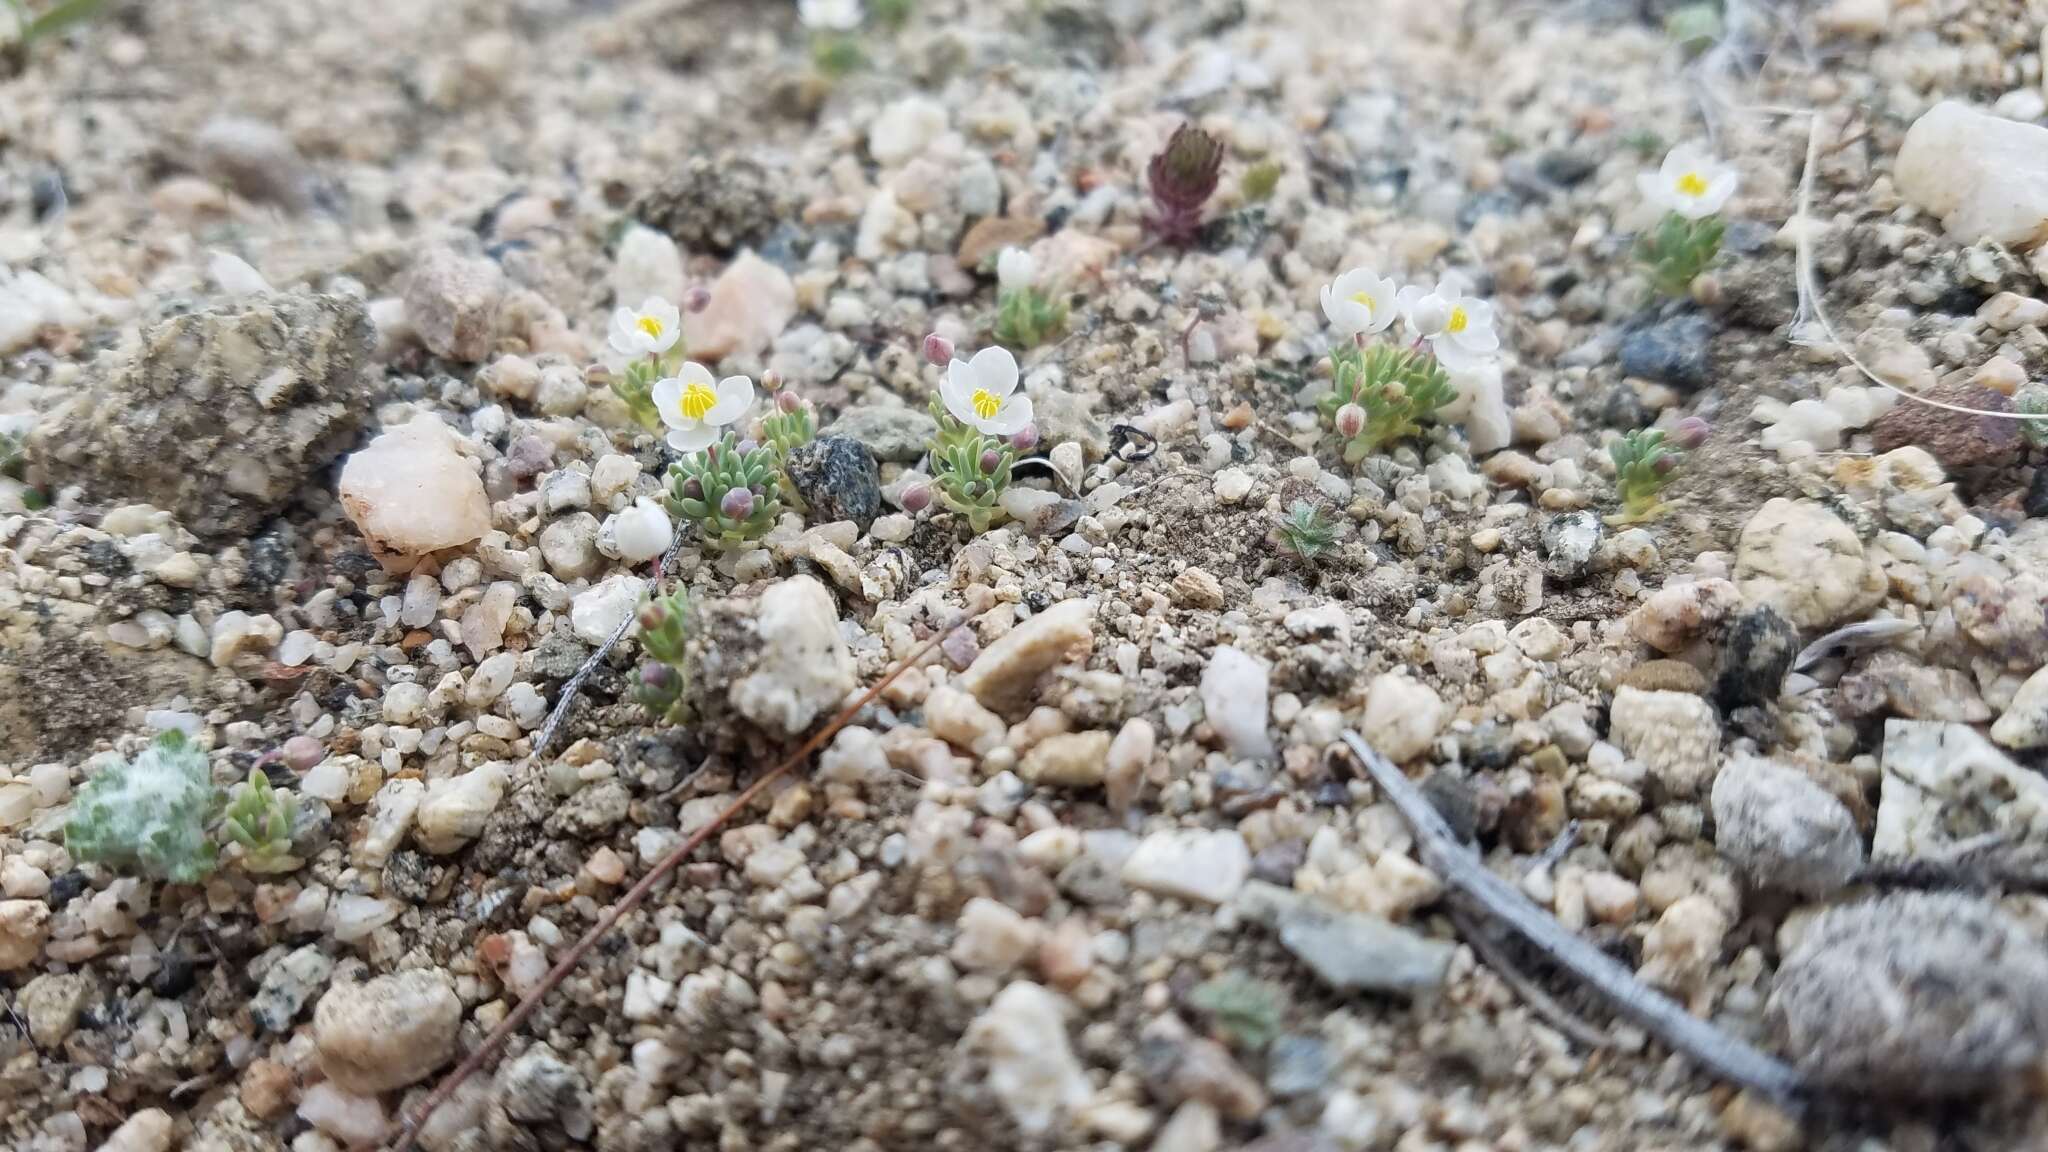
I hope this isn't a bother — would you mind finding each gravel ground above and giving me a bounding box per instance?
[5,1,2048,1150]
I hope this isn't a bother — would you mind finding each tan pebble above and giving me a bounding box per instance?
[1170,566,1227,610]
[583,847,627,886]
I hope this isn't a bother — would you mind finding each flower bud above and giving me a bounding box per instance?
[1653,454,1678,477]
[761,368,784,392]
[979,448,1002,474]
[923,333,955,367]
[777,390,802,414]
[682,477,703,501]
[1335,403,1367,439]
[638,602,669,631]
[640,662,677,692]
[735,438,759,456]
[1672,415,1710,450]
[901,483,932,513]
[684,286,712,313]
[720,488,755,520]
[1010,424,1039,453]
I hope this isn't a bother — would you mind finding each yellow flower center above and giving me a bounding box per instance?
[971,388,1002,421]
[637,315,665,341]
[1349,291,1375,313]
[1677,171,1708,197]
[1446,307,1468,335]
[679,381,718,421]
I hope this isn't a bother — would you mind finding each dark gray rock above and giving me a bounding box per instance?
[1539,510,1604,583]
[1768,893,2048,1095]
[1618,311,1713,389]
[820,405,936,464]
[1713,603,1798,711]
[27,293,372,542]
[1264,1035,1331,1098]
[786,436,882,530]
[634,153,789,257]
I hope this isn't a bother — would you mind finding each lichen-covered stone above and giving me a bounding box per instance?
[786,436,882,530]
[633,153,789,256]
[689,574,856,738]
[27,293,372,542]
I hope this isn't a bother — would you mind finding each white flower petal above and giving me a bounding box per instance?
[986,393,1034,437]
[651,377,685,428]
[943,360,978,424]
[1431,338,1489,374]
[706,375,755,425]
[667,424,719,454]
[677,361,716,388]
[1637,171,1673,211]
[968,346,1020,399]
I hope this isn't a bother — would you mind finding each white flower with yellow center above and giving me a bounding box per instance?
[798,0,862,31]
[1637,144,1739,221]
[941,346,1034,436]
[608,297,682,359]
[1403,280,1500,372]
[1320,267,1399,336]
[653,363,754,453]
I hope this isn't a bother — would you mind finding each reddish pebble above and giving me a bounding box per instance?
[282,735,326,772]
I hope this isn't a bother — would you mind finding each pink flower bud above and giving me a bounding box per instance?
[720,488,755,520]
[684,286,712,313]
[1335,403,1366,439]
[901,483,932,513]
[640,662,677,691]
[1010,424,1039,453]
[638,602,669,631]
[1673,415,1710,450]
[735,438,759,456]
[777,390,802,414]
[979,448,1001,474]
[761,368,784,392]
[923,333,955,367]
[682,477,703,500]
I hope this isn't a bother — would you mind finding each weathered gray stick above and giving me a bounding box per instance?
[1340,731,1805,1106]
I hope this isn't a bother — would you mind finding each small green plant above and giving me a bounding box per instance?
[1664,2,1723,55]
[757,385,817,508]
[801,0,866,75]
[1608,428,1680,524]
[1623,128,1666,160]
[220,767,301,874]
[869,0,912,25]
[1318,341,1456,461]
[1273,501,1338,562]
[1240,160,1282,205]
[634,584,691,724]
[1188,972,1286,1052]
[923,338,1035,533]
[666,433,784,550]
[1636,145,1737,296]
[2,0,107,70]
[992,248,1066,350]
[926,395,1020,533]
[1147,122,1224,245]
[65,730,218,884]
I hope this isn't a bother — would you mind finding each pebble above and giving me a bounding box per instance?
[958,599,1097,710]
[540,512,602,580]
[1619,311,1712,389]
[1991,663,2048,749]
[1358,673,1446,762]
[314,970,462,1093]
[1105,717,1156,812]
[406,248,504,362]
[868,96,949,166]
[1241,881,1452,992]
[1732,499,1885,630]
[570,574,643,644]
[0,899,50,970]
[1539,510,1603,583]
[1212,468,1255,503]
[1895,101,2048,247]
[94,1109,173,1152]
[786,437,883,530]
[414,763,509,854]
[1201,646,1273,760]
[1710,755,1863,896]
[339,415,492,563]
[1638,894,1729,994]
[1019,730,1112,788]
[961,981,1090,1135]
[195,116,314,209]
[1121,829,1251,905]
[1769,893,2048,1094]
[924,685,1007,755]
[820,405,936,463]
[950,897,1044,972]
[683,250,795,361]
[298,1080,391,1148]
[1609,687,1720,798]
[722,575,856,737]
[1711,603,1798,711]
[1870,380,2021,493]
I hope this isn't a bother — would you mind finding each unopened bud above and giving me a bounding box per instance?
[1335,403,1366,439]
[735,438,759,456]
[638,602,669,631]
[923,333,955,367]
[682,477,703,501]
[720,488,756,520]
[761,368,784,392]
[640,662,677,691]
[684,286,712,313]
[901,483,932,513]
[1672,415,1710,450]
[777,390,802,414]
[1653,454,1678,477]
[979,448,1002,474]
[1010,424,1039,453]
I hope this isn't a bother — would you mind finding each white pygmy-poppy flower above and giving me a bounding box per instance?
[1637,144,1739,220]
[608,297,683,358]
[942,346,1034,437]
[1396,281,1454,337]
[653,363,755,453]
[1320,267,1399,336]
[1416,283,1500,372]
[798,0,862,30]
[996,247,1037,293]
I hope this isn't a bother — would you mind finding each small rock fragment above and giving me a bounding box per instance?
[1710,755,1863,896]
[1733,498,1885,630]
[1020,730,1113,788]
[314,970,463,1094]
[959,599,1097,711]
[785,436,882,531]
[1895,101,2048,248]
[960,981,1090,1136]
[1201,646,1273,760]
[1122,829,1251,905]
[1609,687,1720,799]
[339,415,492,565]
[406,248,504,362]
[1358,673,1446,763]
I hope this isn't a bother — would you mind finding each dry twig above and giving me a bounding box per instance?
[1339,731,1805,1107]
[387,612,977,1152]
